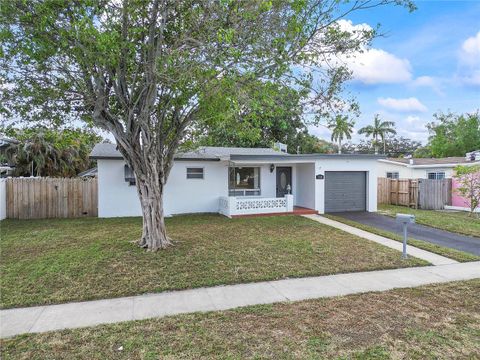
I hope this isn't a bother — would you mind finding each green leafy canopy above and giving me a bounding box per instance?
[1,0,414,144]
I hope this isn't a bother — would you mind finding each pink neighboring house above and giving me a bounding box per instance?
[449,158,480,212]
[451,178,469,208]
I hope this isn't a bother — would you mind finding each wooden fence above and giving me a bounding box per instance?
[377,178,451,210]
[418,178,452,210]
[6,177,98,219]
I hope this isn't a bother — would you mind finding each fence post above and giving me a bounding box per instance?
[285,194,294,212]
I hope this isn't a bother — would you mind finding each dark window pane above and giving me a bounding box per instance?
[228,167,260,195]
[186,168,204,179]
[229,167,260,189]
[124,165,136,185]
[428,172,445,180]
[386,172,399,179]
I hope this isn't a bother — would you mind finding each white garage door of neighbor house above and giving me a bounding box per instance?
[324,171,366,212]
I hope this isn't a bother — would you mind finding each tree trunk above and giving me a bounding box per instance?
[338,139,342,154]
[135,171,172,251]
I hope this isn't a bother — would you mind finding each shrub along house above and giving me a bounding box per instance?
[90,143,381,218]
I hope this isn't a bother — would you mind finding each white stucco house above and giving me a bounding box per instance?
[90,143,381,218]
[378,151,480,180]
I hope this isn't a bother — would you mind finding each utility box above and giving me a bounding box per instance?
[396,213,415,224]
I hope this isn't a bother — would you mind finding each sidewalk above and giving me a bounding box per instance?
[303,214,458,266]
[2,261,479,338]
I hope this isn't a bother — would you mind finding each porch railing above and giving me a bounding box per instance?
[219,195,294,218]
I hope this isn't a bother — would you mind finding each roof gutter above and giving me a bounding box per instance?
[90,155,221,161]
[378,159,480,168]
[408,162,480,168]
[230,154,385,162]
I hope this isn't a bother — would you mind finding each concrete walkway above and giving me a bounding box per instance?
[303,214,458,266]
[2,261,479,338]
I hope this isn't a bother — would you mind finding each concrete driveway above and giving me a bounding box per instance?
[333,211,480,256]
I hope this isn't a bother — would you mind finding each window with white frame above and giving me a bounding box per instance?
[427,171,445,180]
[386,172,399,179]
[228,167,261,196]
[186,167,204,179]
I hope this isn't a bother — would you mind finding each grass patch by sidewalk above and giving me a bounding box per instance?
[2,280,479,359]
[325,214,480,262]
[379,204,480,238]
[0,215,426,309]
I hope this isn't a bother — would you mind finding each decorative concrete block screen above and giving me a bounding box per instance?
[219,195,293,217]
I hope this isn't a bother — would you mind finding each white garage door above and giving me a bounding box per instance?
[325,171,366,212]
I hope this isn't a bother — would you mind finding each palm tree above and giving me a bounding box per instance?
[9,132,62,176]
[358,114,396,154]
[327,115,355,154]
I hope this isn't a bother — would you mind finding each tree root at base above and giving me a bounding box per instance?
[136,236,175,251]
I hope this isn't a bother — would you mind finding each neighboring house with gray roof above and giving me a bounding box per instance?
[90,143,382,218]
[0,136,19,177]
[378,151,480,180]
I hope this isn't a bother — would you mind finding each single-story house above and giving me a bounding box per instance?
[377,151,480,180]
[90,143,382,218]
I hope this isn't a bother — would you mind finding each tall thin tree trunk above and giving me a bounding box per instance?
[135,171,172,251]
[338,139,342,154]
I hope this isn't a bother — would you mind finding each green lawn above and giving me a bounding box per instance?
[379,204,480,238]
[325,214,480,263]
[0,215,426,309]
[2,280,479,359]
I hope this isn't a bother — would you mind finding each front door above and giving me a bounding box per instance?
[276,167,292,197]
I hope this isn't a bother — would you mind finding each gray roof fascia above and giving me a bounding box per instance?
[230,154,385,161]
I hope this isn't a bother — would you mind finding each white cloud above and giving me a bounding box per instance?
[398,116,429,142]
[336,19,372,33]
[458,31,480,87]
[405,115,420,124]
[347,49,412,84]
[411,76,435,87]
[336,20,413,84]
[460,31,480,66]
[377,97,428,113]
[411,76,445,96]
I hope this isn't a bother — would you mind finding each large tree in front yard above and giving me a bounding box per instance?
[0,0,414,250]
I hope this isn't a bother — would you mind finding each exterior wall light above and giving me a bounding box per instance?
[270,164,275,173]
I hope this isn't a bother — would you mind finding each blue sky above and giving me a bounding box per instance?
[309,0,480,145]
